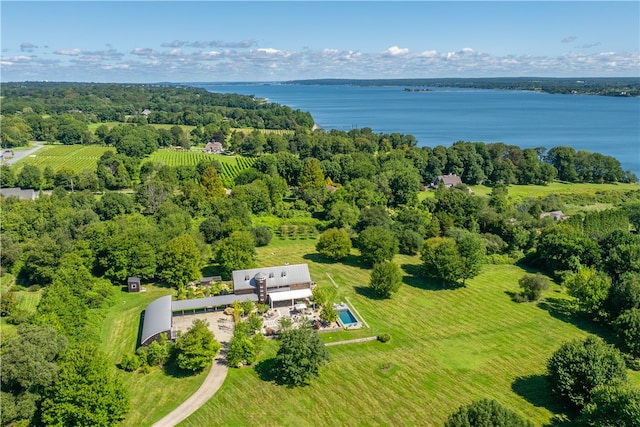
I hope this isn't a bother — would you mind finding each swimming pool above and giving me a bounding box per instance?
[335,304,362,329]
[338,309,358,325]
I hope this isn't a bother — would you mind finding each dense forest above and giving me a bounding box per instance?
[1,83,640,426]
[287,77,640,96]
[0,82,314,129]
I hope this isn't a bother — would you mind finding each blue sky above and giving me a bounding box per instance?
[1,1,638,82]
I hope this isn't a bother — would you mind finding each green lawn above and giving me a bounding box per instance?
[469,181,639,199]
[97,236,639,426]
[100,286,208,427]
[170,238,639,426]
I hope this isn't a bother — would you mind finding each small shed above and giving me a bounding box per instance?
[127,277,141,293]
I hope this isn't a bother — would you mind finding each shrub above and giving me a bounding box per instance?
[120,353,142,372]
[251,226,273,247]
[377,333,391,343]
[516,273,550,302]
[445,399,533,427]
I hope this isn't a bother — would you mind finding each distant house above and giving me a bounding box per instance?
[0,187,38,200]
[140,264,315,346]
[204,141,224,154]
[434,173,463,188]
[540,210,570,221]
[141,109,151,116]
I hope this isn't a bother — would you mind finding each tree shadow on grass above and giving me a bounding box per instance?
[303,253,368,270]
[511,374,577,427]
[400,263,463,291]
[354,285,386,301]
[537,297,615,344]
[163,357,202,379]
[254,357,277,383]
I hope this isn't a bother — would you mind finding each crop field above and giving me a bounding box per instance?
[145,149,256,185]
[101,237,639,426]
[12,145,114,173]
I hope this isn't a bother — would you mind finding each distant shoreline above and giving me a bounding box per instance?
[281,77,640,97]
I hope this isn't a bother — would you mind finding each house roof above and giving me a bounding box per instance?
[232,264,312,293]
[436,174,462,187]
[0,187,38,200]
[540,210,570,221]
[140,295,172,346]
[171,293,258,311]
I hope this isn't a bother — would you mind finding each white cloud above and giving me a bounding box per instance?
[562,36,577,44]
[256,48,281,55]
[54,48,81,56]
[419,50,438,58]
[386,46,409,56]
[3,41,639,82]
[161,40,188,48]
[188,40,256,49]
[163,49,183,57]
[131,48,156,57]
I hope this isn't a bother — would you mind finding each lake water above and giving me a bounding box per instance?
[196,83,640,177]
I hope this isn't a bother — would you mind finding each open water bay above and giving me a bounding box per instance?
[198,83,640,177]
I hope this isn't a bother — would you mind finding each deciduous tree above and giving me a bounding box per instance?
[213,231,256,278]
[40,344,129,427]
[316,227,352,260]
[275,325,330,386]
[175,319,221,372]
[159,234,202,289]
[369,261,403,298]
[357,226,399,266]
[547,336,627,409]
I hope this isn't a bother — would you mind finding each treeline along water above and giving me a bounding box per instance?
[196,83,640,177]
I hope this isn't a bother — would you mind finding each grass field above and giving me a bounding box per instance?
[420,181,639,202]
[157,238,636,427]
[95,235,640,426]
[469,181,639,199]
[11,145,114,173]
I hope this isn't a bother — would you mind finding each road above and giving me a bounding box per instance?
[2,143,45,165]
